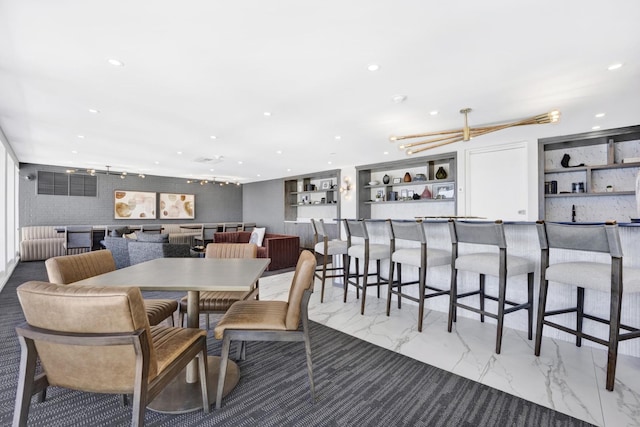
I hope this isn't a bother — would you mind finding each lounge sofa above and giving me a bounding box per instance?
[102,232,191,268]
[19,226,65,261]
[212,231,299,271]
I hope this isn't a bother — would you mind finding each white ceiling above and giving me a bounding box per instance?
[1,1,639,183]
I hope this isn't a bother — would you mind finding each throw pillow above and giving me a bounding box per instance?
[110,226,130,237]
[123,232,137,240]
[136,232,170,243]
[249,227,266,246]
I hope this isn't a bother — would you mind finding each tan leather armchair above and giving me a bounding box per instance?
[13,281,209,426]
[178,243,259,329]
[213,250,316,409]
[45,250,178,326]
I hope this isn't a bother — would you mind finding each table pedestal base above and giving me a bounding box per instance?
[147,355,239,414]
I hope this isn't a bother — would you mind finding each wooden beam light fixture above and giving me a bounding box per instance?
[390,108,560,155]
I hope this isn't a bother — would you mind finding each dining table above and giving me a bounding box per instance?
[73,256,271,413]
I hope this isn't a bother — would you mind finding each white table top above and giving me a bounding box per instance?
[74,257,271,292]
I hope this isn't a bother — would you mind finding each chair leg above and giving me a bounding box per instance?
[527,272,534,340]
[167,313,175,327]
[418,266,426,333]
[198,344,210,413]
[320,252,329,303]
[13,336,38,427]
[178,310,185,327]
[576,287,585,347]
[355,258,360,299]
[344,255,351,303]
[534,279,549,356]
[397,264,402,309]
[495,275,507,354]
[302,321,316,402]
[206,313,211,331]
[376,260,381,299]
[216,335,232,409]
[361,256,369,315]
[479,274,485,323]
[387,260,395,316]
[447,268,458,332]
[606,279,623,391]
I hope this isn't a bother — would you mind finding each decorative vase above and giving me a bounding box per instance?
[436,166,447,180]
[421,186,432,199]
[382,174,390,184]
[403,172,412,182]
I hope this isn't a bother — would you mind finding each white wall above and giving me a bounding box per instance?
[0,126,20,291]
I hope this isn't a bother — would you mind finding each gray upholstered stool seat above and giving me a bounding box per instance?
[448,220,534,354]
[344,219,391,315]
[311,219,348,303]
[387,220,451,332]
[535,220,640,391]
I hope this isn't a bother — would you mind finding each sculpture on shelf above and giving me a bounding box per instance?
[383,174,390,184]
[421,186,432,199]
[435,167,447,179]
[403,172,412,182]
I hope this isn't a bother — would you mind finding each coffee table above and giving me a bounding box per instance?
[73,257,270,413]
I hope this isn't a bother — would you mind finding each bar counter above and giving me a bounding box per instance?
[343,220,640,358]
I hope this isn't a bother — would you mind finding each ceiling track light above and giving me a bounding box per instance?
[186,177,242,186]
[390,108,561,155]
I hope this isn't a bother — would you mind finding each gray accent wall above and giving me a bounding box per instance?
[242,178,285,234]
[19,163,242,227]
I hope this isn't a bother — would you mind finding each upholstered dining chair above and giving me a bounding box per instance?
[311,218,348,303]
[213,250,316,410]
[13,281,209,427]
[63,226,93,254]
[178,243,259,329]
[45,250,178,326]
[535,220,640,391]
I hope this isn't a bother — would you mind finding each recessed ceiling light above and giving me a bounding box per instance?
[238,161,243,165]
[335,135,341,140]
[287,168,291,172]
[71,150,78,154]
[429,110,439,116]
[210,135,217,140]
[177,151,182,155]
[88,108,100,114]
[608,63,623,71]
[276,150,282,154]
[77,135,85,139]
[367,64,380,71]
[256,174,261,177]
[210,168,215,172]
[328,161,332,165]
[595,113,606,118]
[263,112,271,117]
[383,151,389,155]
[154,161,160,165]
[107,58,124,67]
[592,125,601,130]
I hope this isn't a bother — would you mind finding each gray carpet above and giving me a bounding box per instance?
[0,261,594,427]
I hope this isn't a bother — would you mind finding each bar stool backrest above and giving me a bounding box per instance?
[448,220,506,248]
[536,221,622,257]
[311,218,328,239]
[344,219,369,247]
[388,220,426,244]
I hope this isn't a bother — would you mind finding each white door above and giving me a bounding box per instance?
[465,142,528,221]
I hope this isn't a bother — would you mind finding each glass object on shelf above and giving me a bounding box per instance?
[383,174,390,184]
[435,166,448,179]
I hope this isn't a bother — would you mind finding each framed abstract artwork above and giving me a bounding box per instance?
[159,193,195,219]
[114,191,157,219]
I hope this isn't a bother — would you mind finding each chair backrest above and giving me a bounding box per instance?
[242,222,257,231]
[205,243,257,259]
[311,218,330,239]
[344,219,369,245]
[448,220,507,248]
[285,250,316,330]
[537,221,623,257]
[222,223,240,232]
[65,226,93,249]
[45,250,117,284]
[16,281,156,392]
[202,224,218,240]
[388,220,426,244]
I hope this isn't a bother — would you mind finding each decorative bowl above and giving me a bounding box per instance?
[368,181,379,186]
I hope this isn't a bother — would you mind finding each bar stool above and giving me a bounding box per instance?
[311,219,348,303]
[535,220,640,391]
[448,220,534,354]
[387,220,451,332]
[344,219,390,315]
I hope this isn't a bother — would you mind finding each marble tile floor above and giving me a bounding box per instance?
[253,271,640,427]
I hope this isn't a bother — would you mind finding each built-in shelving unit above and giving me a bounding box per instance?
[356,152,457,219]
[538,125,640,222]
